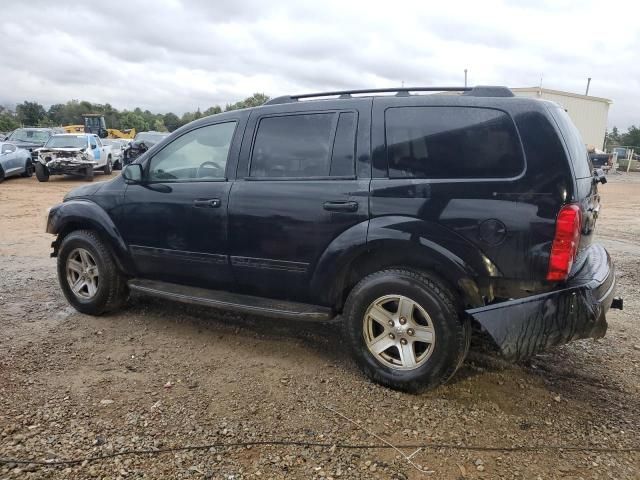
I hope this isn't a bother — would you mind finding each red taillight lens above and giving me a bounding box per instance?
[547,204,582,281]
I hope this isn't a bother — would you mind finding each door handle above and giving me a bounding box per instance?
[193,198,221,208]
[323,201,359,212]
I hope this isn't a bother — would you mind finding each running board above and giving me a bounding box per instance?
[128,279,334,321]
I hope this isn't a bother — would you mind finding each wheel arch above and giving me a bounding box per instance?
[48,200,135,275]
[313,216,497,311]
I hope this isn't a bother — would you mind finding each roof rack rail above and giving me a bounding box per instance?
[264,86,513,105]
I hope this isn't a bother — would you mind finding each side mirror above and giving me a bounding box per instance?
[593,168,607,185]
[91,144,97,149]
[122,163,143,184]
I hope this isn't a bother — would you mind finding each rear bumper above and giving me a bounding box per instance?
[467,244,620,360]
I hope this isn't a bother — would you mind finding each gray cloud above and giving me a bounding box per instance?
[1,0,637,129]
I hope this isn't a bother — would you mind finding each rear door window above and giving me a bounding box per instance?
[385,106,524,179]
[549,107,592,179]
[250,112,356,178]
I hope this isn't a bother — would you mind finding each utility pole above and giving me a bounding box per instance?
[464,69,468,88]
[585,77,592,96]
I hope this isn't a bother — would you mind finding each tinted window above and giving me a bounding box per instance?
[330,112,357,176]
[550,107,592,178]
[386,107,524,179]
[148,122,236,182]
[250,113,336,178]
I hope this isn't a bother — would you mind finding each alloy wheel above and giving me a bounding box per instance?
[66,248,99,299]
[363,294,436,370]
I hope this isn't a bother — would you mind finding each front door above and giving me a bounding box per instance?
[228,101,371,303]
[117,120,240,288]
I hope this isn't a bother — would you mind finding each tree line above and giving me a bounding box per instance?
[0,93,270,133]
[606,126,640,149]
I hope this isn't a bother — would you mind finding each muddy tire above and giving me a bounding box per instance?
[103,156,112,175]
[21,159,34,178]
[57,230,128,315]
[35,163,50,182]
[343,268,470,393]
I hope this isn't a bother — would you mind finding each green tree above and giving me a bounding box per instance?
[162,112,180,132]
[16,101,46,126]
[620,126,640,148]
[203,105,222,116]
[225,93,270,112]
[120,111,148,132]
[153,119,168,132]
[0,106,19,132]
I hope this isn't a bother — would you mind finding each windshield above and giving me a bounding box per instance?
[45,136,88,149]
[8,129,51,143]
[135,132,167,144]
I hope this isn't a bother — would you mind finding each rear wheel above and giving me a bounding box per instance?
[35,163,50,182]
[0,165,4,183]
[343,268,470,392]
[103,156,112,175]
[57,230,128,315]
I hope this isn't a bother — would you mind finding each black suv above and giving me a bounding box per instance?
[46,86,621,392]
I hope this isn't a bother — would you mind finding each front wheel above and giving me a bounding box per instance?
[57,230,128,315]
[343,268,470,393]
[35,163,50,182]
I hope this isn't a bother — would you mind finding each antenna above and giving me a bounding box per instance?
[585,77,592,96]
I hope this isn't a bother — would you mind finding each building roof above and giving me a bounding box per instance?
[512,87,612,104]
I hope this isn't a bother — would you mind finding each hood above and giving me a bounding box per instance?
[63,182,105,201]
[7,140,44,150]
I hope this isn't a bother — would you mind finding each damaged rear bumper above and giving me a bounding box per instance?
[467,244,621,360]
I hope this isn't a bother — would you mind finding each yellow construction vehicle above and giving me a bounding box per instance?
[63,114,136,139]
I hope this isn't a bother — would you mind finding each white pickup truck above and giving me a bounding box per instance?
[35,134,113,182]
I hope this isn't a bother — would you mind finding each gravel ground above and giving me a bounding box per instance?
[1,173,639,479]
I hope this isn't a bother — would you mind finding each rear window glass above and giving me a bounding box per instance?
[385,107,524,179]
[549,107,592,178]
[250,112,356,178]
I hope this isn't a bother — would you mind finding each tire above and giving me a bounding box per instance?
[343,268,470,393]
[113,159,122,171]
[57,230,128,315]
[21,159,34,178]
[35,163,50,182]
[85,166,94,181]
[0,165,4,183]
[103,156,112,175]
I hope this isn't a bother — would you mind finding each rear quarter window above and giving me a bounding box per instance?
[549,107,592,179]
[385,106,524,179]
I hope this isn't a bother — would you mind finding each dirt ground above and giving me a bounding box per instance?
[1,172,639,480]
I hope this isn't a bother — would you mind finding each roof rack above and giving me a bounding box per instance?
[264,86,513,105]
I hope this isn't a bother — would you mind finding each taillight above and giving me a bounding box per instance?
[547,204,582,281]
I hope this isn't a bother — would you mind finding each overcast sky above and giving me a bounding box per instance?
[1,0,638,129]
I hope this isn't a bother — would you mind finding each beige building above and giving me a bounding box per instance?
[512,87,612,150]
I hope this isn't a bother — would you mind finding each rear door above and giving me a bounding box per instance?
[228,99,371,303]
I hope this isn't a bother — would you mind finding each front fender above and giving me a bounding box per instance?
[47,199,134,274]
